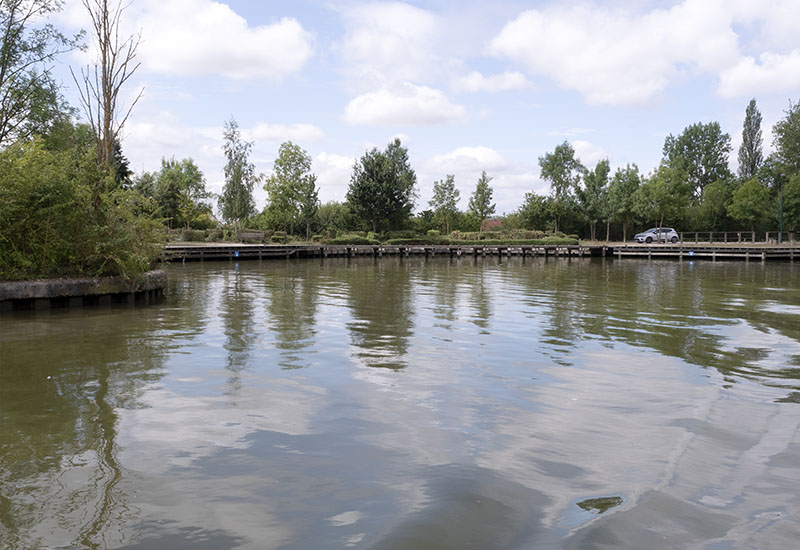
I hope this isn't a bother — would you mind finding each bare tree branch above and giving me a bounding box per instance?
[71,0,142,171]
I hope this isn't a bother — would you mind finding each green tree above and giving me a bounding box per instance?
[0,0,83,147]
[468,171,496,231]
[728,177,770,232]
[264,141,318,238]
[154,157,210,229]
[635,163,691,230]
[347,138,417,232]
[782,174,800,231]
[219,118,258,233]
[772,100,800,176]
[738,99,763,181]
[429,174,460,234]
[696,179,735,231]
[578,159,610,241]
[316,201,353,237]
[607,164,641,241]
[517,191,553,231]
[662,121,732,200]
[539,141,584,232]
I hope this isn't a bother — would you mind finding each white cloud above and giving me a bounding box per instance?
[718,50,800,98]
[452,71,530,93]
[67,0,313,79]
[489,1,741,106]
[339,2,440,90]
[344,83,466,126]
[314,152,355,203]
[547,128,594,137]
[571,140,609,168]
[427,146,507,173]
[249,123,325,143]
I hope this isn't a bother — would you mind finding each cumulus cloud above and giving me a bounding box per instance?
[718,50,800,98]
[250,123,325,143]
[452,71,531,93]
[67,0,313,79]
[339,2,440,89]
[571,140,609,168]
[427,146,507,173]
[344,83,466,126]
[488,1,740,105]
[313,152,355,203]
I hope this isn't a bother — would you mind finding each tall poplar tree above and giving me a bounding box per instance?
[738,99,763,180]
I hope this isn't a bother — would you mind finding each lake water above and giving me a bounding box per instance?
[1,257,799,549]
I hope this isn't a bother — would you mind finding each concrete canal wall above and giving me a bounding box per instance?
[0,270,166,312]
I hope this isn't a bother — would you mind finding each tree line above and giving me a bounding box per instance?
[197,98,799,242]
[2,1,799,282]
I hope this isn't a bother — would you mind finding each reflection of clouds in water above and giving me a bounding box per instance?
[475,345,718,528]
[118,377,326,471]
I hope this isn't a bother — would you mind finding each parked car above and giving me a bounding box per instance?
[634,227,679,243]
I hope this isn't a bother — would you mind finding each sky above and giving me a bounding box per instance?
[52,0,800,214]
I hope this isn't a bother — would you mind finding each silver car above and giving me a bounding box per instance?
[634,227,679,243]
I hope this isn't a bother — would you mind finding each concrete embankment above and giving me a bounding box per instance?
[0,270,166,312]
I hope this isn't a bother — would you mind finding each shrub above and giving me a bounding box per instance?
[206,229,224,242]
[0,140,162,281]
[385,237,450,245]
[324,235,380,245]
[427,229,440,237]
[181,228,206,242]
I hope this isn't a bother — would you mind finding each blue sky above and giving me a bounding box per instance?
[54,0,800,214]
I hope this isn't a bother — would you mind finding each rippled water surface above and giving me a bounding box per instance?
[2,257,799,549]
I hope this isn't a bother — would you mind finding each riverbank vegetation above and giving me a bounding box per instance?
[1,2,799,282]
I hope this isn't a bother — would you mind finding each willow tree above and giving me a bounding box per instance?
[71,0,142,173]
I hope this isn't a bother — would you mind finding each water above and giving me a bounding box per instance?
[1,257,799,549]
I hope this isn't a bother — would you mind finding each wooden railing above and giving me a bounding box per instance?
[678,231,796,244]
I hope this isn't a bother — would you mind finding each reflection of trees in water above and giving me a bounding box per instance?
[0,308,169,549]
[264,262,319,369]
[513,258,800,394]
[219,269,258,390]
[429,260,461,328]
[466,263,493,331]
[344,258,415,370]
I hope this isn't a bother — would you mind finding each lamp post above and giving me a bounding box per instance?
[779,174,784,244]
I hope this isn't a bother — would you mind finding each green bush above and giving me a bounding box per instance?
[0,139,163,281]
[324,235,380,245]
[385,237,450,245]
[181,228,206,242]
[427,229,440,237]
[383,230,417,239]
[206,229,224,242]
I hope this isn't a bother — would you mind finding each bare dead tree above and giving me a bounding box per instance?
[71,0,142,171]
